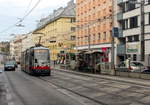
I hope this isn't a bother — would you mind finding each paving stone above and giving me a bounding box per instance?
[106,83,131,89]
[119,91,145,99]
[0,83,7,105]
[96,94,131,105]
[70,86,84,91]
[140,96,150,104]
[129,102,144,105]
[98,87,121,93]
[98,81,111,84]
[90,92,106,98]
[83,83,99,87]
[134,89,150,94]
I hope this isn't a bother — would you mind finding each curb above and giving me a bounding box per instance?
[53,68,150,87]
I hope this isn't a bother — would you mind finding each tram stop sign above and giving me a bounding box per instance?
[112,27,119,37]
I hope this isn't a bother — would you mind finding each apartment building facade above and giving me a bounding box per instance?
[117,0,150,66]
[76,0,113,63]
[33,0,76,61]
[21,33,35,52]
[10,35,23,63]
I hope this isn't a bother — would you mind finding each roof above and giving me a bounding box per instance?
[33,47,49,50]
[34,0,75,32]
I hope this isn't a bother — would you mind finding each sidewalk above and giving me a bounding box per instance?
[52,64,150,87]
[0,69,7,105]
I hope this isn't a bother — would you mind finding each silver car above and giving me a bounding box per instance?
[117,61,147,72]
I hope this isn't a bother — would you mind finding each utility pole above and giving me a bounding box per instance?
[38,36,42,45]
[130,0,145,61]
[140,0,145,61]
[87,24,91,51]
[111,0,115,69]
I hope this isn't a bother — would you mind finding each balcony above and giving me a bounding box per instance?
[117,44,125,55]
[117,12,123,21]
[117,0,123,5]
[112,27,123,38]
[118,28,123,37]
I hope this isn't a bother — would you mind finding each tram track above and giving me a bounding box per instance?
[54,71,150,91]
[39,77,147,105]
[56,69,150,88]
[38,77,108,105]
[39,74,148,105]
[10,70,150,105]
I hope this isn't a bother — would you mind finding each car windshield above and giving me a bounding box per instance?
[5,61,15,65]
[131,62,144,66]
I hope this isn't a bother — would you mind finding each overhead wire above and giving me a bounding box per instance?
[1,0,149,34]
[24,0,33,16]
[0,0,41,33]
[21,0,41,21]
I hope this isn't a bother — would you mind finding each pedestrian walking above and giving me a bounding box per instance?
[125,58,131,68]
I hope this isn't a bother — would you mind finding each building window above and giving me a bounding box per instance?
[123,1,136,12]
[133,35,139,41]
[71,27,76,31]
[149,13,150,24]
[70,18,76,23]
[85,36,88,42]
[133,54,137,61]
[123,19,128,30]
[127,36,133,42]
[148,0,150,4]
[93,34,95,42]
[110,30,112,37]
[103,32,106,40]
[130,16,138,28]
[127,35,139,42]
[128,2,136,11]
[98,33,101,40]
[127,54,131,59]
[71,36,76,40]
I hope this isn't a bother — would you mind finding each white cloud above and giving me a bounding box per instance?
[0,0,72,9]
[0,0,74,41]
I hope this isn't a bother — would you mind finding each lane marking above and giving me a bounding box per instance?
[5,83,14,105]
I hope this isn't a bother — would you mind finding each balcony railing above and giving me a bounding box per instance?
[117,0,123,5]
[117,44,125,55]
[117,12,123,21]
[118,28,123,37]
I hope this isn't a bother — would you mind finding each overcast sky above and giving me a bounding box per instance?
[0,0,72,41]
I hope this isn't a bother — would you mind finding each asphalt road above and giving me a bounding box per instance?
[2,68,100,105]
[1,67,150,105]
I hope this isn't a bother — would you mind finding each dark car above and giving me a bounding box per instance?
[4,61,16,71]
[142,69,150,74]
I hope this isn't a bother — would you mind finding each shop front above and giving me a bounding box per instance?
[126,42,140,61]
[76,47,111,73]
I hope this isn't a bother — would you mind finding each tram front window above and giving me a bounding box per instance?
[34,49,49,63]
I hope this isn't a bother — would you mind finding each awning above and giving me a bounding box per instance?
[85,50,103,54]
[92,50,103,53]
[75,50,87,55]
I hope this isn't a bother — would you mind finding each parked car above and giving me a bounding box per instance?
[0,69,2,73]
[116,61,147,72]
[142,69,150,74]
[4,61,16,71]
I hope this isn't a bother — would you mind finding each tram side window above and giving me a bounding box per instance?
[35,59,38,63]
[71,55,76,60]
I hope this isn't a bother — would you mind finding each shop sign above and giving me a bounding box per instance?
[101,47,107,52]
[126,43,139,53]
